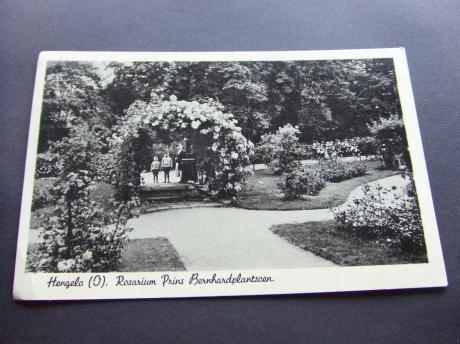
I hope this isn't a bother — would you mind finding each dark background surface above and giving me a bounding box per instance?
[1,1,459,343]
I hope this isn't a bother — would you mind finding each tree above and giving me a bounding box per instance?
[102,58,403,147]
[39,61,111,152]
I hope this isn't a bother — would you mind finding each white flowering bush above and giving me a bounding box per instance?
[332,183,426,253]
[257,124,301,175]
[35,152,59,178]
[311,139,360,159]
[109,94,254,198]
[28,171,139,272]
[303,137,377,160]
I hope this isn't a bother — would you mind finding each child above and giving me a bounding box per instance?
[161,152,172,183]
[151,156,160,183]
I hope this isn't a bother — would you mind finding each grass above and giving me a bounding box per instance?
[236,160,397,210]
[26,237,186,272]
[117,238,186,272]
[271,220,428,266]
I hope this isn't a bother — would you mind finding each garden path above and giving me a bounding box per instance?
[128,207,335,270]
[28,174,408,270]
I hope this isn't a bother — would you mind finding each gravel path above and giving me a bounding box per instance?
[128,207,334,270]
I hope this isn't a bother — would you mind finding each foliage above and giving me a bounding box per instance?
[369,114,408,170]
[28,171,139,272]
[278,169,326,199]
[319,159,367,183]
[49,122,105,178]
[352,136,378,157]
[332,183,426,253]
[35,152,59,178]
[31,178,56,210]
[31,113,137,272]
[257,124,301,175]
[110,95,254,198]
[104,59,401,144]
[39,61,111,152]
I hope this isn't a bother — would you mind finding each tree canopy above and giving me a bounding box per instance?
[38,58,402,154]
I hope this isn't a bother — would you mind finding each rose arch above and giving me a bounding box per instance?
[107,95,254,201]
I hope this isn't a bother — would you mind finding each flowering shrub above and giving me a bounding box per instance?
[308,137,377,159]
[28,171,139,272]
[369,114,407,170]
[110,95,254,198]
[319,159,367,183]
[332,183,426,253]
[257,124,301,175]
[311,139,359,159]
[278,169,326,199]
[35,152,59,178]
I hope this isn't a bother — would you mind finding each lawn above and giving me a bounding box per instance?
[117,237,186,272]
[26,237,186,272]
[236,160,397,210]
[271,220,428,266]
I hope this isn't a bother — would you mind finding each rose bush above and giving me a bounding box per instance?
[319,158,367,183]
[257,124,301,175]
[278,169,326,199]
[35,152,59,178]
[28,170,139,272]
[332,183,426,253]
[307,137,377,160]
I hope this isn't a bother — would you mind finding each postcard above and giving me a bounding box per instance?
[13,49,447,300]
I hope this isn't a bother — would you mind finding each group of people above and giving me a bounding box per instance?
[150,142,197,184]
[150,152,175,183]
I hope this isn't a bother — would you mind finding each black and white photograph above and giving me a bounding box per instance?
[13,49,447,300]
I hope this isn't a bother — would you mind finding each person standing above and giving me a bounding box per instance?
[161,152,172,183]
[176,144,184,178]
[151,156,160,183]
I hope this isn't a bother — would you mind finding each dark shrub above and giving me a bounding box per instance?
[319,159,367,182]
[279,169,326,200]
